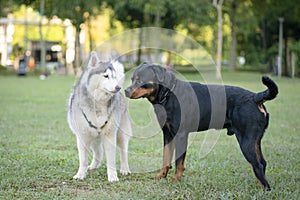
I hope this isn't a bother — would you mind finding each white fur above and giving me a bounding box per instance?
[68,51,132,182]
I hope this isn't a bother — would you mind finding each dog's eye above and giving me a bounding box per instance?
[142,83,153,89]
[103,74,109,78]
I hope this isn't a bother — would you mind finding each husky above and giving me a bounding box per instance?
[67,51,132,182]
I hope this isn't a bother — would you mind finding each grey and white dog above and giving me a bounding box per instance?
[68,51,132,182]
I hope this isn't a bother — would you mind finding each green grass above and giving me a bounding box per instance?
[0,72,299,199]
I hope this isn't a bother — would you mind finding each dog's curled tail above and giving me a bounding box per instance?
[254,76,278,104]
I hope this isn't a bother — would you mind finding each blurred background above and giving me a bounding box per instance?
[0,0,299,78]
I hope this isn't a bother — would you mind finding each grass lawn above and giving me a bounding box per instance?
[0,71,299,199]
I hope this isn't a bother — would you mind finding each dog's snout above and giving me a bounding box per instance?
[115,85,121,91]
[125,87,132,98]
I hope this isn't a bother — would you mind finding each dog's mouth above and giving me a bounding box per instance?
[125,87,153,99]
[100,85,121,95]
[112,85,121,93]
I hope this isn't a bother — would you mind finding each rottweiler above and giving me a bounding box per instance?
[125,62,278,191]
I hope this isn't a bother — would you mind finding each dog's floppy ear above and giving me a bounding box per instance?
[88,51,100,68]
[151,65,166,82]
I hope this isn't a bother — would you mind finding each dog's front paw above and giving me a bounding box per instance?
[171,174,182,182]
[120,168,131,176]
[108,171,119,182]
[156,171,167,180]
[73,172,87,180]
[156,166,171,180]
[88,163,100,170]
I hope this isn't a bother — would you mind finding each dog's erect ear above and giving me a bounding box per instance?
[88,51,100,68]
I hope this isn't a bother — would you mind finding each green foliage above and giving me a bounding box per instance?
[0,72,299,199]
[38,0,103,31]
[3,0,300,75]
[0,0,15,17]
[10,5,64,50]
[245,0,300,72]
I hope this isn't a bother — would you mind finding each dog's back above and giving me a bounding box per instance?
[190,77,278,132]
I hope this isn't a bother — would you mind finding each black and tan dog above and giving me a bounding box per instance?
[125,62,278,191]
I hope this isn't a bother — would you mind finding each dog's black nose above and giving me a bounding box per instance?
[125,87,131,98]
[115,85,121,91]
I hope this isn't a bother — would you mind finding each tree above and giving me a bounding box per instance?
[250,0,300,76]
[108,0,213,64]
[39,0,46,73]
[107,0,169,64]
[35,0,103,73]
[213,0,224,79]
[0,0,15,17]
[226,0,238,71]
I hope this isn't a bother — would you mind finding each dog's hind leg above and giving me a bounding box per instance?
[117,115,132,176]
[256,139,267,175]
[89,140,103,170]
[236,133,271,191]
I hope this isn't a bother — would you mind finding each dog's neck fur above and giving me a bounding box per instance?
[149,80,177,104]
[79,84,115,130]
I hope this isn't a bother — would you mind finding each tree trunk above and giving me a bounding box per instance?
[213,0,224,80]
[137,28,143,65]
[75,29,81,75]
[284,37,289,77]
[154,8,161,62]
[261,19,268,63]
[39,0,46,74]
[87,16,93,52]
[229,0,237,71]
[277,17,284,77]
[291,52,295,78]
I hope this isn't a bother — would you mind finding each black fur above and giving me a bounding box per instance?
[125,63,278,191]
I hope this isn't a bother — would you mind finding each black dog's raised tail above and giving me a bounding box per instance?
[254,76,278,104]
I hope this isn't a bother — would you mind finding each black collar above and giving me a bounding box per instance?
[158,79,177,104]
[81,110,107,132]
